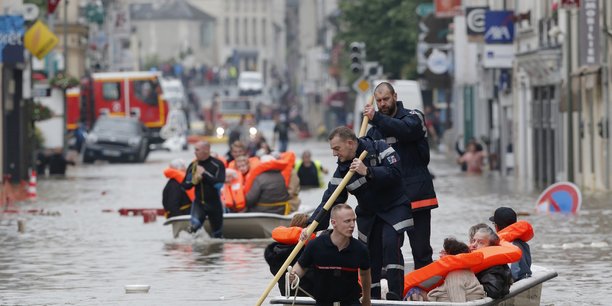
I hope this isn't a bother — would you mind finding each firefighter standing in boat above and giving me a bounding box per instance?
[182,141,226,237]
[309,127,413,300]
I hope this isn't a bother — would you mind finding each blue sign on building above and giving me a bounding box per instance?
[484,11,514,44]
[0,15,25,64]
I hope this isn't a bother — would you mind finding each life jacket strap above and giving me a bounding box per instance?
[258,201,291,215]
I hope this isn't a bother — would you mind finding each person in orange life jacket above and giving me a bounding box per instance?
[264,213,315,296]
[222,167,245,213]
[244,154,291,215]
[162,159,194,218]
[182,141,226,237]
[490,207,532,281]
[363,82,438,271]
[228,141,260,174]
[291,204,371,306]
[308,126,412,300]
[425,238,486,302]
[227,140,247,165]
[469,225,513,299]
[295,150,328,188]
[272,150,302,213]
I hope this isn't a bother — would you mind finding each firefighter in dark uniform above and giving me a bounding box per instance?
[364,82,439,270]
[182,141,226,237]
[309,126,413,300]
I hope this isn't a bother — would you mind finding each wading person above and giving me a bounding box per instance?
[182,141,226,237]
[309,126,412,300]
[291,204,371,306]
[364,82,438,271]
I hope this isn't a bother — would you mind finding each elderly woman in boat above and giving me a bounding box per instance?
[242,154,292,215]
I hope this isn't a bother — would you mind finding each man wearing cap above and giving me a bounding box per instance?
[490,207,532,281]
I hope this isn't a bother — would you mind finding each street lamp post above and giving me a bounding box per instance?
[63,0,69,154]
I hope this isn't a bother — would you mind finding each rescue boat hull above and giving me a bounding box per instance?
[269,265,557,306]
[163,211,309,239]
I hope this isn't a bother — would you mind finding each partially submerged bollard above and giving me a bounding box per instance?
[17,220,25,233]
[142,210,157,223]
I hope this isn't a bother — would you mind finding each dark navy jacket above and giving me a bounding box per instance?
[367,101,438,211]
[310,138,413,242]
[183,157,226,209]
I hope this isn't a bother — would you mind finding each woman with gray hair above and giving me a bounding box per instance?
[468,224,512,299]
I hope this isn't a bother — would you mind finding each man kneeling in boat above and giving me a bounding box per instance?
[264,213,315,296]
[242,154,292,215]
[162,159,194,218]
[290,204,371,306]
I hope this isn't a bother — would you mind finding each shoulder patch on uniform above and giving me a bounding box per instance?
[387,155,398,164]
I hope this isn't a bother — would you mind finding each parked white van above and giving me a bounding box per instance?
[238,71,264,95]
[373,79,424,111]
[353,79,424,131]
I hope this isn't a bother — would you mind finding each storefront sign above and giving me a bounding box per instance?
[0,15,25,64]
[579,0,600,66]
[482,45,514,68]
[466,7,488,37]
[434,0,462,18]
[561,0,580,9]
[484,11,515,44]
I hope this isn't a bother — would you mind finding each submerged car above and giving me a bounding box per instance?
[82,117,150,163]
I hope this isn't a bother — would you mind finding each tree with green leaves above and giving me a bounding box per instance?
[336,0,427,79]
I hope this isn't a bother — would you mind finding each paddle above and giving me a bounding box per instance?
[255,94,374,306]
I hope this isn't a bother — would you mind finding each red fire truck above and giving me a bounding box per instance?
[68,71,169,144]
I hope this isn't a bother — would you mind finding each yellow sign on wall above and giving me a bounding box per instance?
[24,20,59,59]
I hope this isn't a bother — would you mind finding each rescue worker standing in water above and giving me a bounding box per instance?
[182,141,226,237]
[364,82,439,271]
[308,126,412,300]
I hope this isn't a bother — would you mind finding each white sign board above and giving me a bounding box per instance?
[482,45,514,68]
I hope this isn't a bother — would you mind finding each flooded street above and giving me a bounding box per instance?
[1,140,610,305]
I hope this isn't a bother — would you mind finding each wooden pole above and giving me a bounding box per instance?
[255,93,374,306]
[358,95,375,137]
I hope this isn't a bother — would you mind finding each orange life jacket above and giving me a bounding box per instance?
[216,155,228,168]
[403,251,484,296]
[221,170,246,212]
[403,241,522,296]
[471,241,523,274]
[228,156,260,172]
[498,220,534,243]
[279,151,296,186]
[243,158,289,194]
[271,226,315,245]
[163,167,195,201]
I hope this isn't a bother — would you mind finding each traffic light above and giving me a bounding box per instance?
[349,42,366,75]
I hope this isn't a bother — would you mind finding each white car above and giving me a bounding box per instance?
[238,71,264,96]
